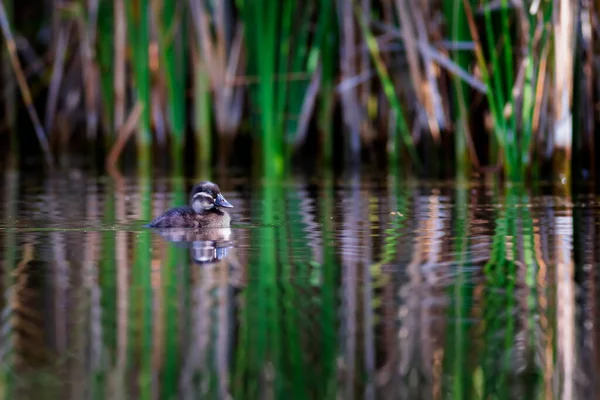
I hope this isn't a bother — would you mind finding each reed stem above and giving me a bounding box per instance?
[97,1,114,144]
[193,58,212,176]
[2,0,15,151]
[125,0,152,172]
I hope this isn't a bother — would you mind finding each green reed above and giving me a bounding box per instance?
[193,61,212,176]
[482,2,513,172]
[156,0,186,169]
[445,0,472,176]
[316,1,337,166]
[97,1,113,141]
[278,2,297,142]
[242,0,284,177]
[519,6,552,175]
[2,1,589,184]
[464,0,513,178]
[125,1,152,172]
[243,1,334,175]
[357,10,420,170]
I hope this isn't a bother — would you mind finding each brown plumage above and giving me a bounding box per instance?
[147,181,233,228]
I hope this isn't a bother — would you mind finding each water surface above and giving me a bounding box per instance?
[0,169,595,399]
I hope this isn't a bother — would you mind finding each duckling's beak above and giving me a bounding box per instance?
[215,193,233,208]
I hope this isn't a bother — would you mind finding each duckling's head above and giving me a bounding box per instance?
[190,181,233,213]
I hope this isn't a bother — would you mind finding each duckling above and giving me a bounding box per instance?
[147,181,233,228]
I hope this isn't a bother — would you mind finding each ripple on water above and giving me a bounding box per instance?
[0,171,597,398]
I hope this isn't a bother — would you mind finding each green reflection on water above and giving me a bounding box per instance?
[0,171,592,399]
[162,176,185,399]
[132,176,153,399]
[1,169,18,400]
[445,181,473,399]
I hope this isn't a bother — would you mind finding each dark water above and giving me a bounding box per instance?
[0,168,597,399]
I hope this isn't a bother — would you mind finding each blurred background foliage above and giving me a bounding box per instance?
[0,0,594,183]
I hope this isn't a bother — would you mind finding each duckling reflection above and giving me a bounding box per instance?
[190,238,232,264]
[154,227,234,264]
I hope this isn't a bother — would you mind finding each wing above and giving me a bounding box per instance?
[147,206,196,228]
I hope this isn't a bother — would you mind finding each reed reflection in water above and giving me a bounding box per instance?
[0,169,597,399]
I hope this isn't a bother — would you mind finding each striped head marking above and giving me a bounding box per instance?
[190,181,233,213]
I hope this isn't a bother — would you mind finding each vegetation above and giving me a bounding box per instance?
[0,0,593,183]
